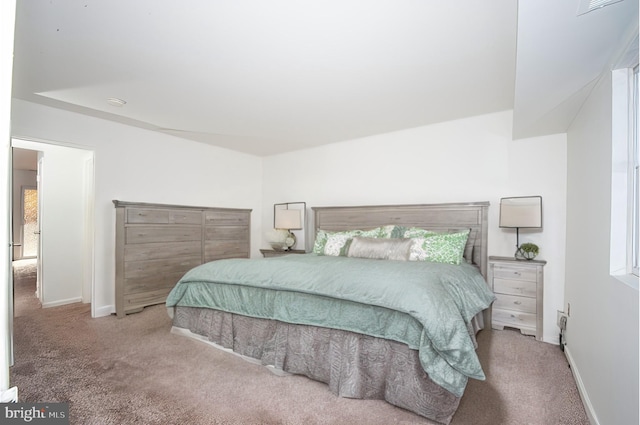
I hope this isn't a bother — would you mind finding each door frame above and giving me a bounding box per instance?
[35,154,43,303]
[10,137,95,313]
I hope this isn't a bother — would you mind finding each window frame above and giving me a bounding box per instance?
[631,65,639,277]
[610,62,639,287]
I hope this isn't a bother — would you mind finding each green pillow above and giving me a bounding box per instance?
[409,230,470,265]
[402,227,436,238]
[312,229,330,254]
[312,229,361,255]
[323,232,357,256]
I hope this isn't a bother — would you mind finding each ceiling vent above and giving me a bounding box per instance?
[577,0,624,15]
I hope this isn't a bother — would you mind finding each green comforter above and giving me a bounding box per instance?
[166,254,495,397]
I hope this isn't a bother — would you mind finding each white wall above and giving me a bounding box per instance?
[565,69,639,425]
[11,99,263,317]
[263,110,567,344]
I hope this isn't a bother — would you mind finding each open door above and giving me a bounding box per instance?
[6,147,14,368]
[35,154,42,302]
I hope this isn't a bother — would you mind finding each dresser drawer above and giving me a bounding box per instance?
[124,255,201,280]
[169,210,202,224]
[125,226,202,244]
[123,287,173,313]
[127,208,201,224]
[124,271,185,295]
[205,211,250,226]
[127,208,170,224]
[124,241,201,261]
[492,264,537,282]
[205,225,249,240]
[494,293,536,314]
[493,278,537,298]
[492,308,536,331]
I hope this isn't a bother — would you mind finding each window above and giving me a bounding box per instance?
[610,61,639,286]
[632,65,639,277]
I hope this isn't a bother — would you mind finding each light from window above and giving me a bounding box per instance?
[632,65,639,277]
[610,64,638,287]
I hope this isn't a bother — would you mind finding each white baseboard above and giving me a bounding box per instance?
[0,386,18,403]
[564,346,599,425]
[92,304,114,318]
[41,297,83,309]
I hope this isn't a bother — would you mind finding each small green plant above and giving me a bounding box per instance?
[518,243,539,259]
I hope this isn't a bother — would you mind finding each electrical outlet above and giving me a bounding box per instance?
[557,310,568,328]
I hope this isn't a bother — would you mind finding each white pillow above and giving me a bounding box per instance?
[347,237,412,261]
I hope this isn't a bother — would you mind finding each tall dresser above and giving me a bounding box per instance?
[114,200,251,318]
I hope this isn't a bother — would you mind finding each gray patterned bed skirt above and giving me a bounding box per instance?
[172,306,475,424]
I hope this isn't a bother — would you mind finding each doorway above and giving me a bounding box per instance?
[10,139,95,312]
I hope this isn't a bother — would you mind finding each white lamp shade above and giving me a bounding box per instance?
[499,196,542,228]
[274,209,302,230]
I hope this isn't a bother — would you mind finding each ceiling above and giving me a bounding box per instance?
[11,0,639,157]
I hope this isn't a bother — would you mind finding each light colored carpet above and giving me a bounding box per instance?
[10,260,590,424]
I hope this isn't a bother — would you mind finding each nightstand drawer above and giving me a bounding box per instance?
[493,278,537,298]
[492,264,537,282]
[493,308,536,330]
[494,293,536,314]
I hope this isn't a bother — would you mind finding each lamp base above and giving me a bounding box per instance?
[270,231,296,251]
[283,231,296,250]
[270,242,287,251]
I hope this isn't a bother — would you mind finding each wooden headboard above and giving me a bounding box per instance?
[312,202,490,279]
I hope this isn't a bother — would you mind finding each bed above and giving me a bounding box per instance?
[166,202,495,424]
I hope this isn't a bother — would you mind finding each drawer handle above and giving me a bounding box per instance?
[513,271,521,276]
[514,301,522,305]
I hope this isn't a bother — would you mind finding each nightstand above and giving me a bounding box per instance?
[488,256,546,341]
[260,249,306,258]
